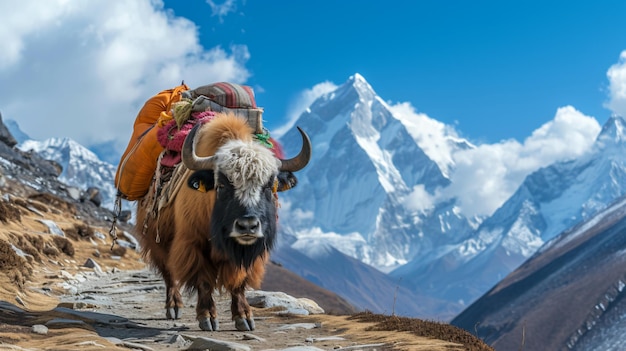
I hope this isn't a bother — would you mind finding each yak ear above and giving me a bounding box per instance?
[187,170,215,193]
[276,171,298,192]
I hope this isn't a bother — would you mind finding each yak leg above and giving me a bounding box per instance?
[162,269,183,320]
[196,282,218,331]
[231,285,254,331]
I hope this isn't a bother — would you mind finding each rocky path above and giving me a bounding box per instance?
[11,267,392,351]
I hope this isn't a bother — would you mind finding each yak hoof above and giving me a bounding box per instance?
[166,307,180,320]
[234,316,255,331]
[199,317,219,331]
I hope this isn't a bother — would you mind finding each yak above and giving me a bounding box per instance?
[136,112,311,331]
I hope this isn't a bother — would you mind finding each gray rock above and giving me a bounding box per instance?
[242,333,266,342]
[53,307,132,326]
[278,347,326,351]
[15,295,26,307]
[276,323,320,330]
[10,244,31,259]
[36,219,65,236]
[167,334,189,347]
[186,337,251,351]
[0,112,18,147]
[83,258,98,268]
[27,206,45,217]
[121,230,140,250]
[121,341,154,351]
[94,231,107,241]
[246,291,325,315]
[80,187,102,207]
[66,187,82,201]
[62,284,79,295]
[83,258,104,275]
[60,270,75,281]
[115,239,136,250]
[31,324,48,335]
[118,210,132,222]
[304,336,346,342]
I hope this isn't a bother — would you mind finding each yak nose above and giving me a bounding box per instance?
[234,215,261,234]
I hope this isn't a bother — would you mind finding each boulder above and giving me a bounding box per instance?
[0,112,18,147]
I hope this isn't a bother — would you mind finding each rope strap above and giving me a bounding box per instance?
[109,192,123,250]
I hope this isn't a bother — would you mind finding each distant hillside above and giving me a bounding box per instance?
[452,195,626,350]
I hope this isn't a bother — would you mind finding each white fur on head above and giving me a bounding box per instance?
[214,139,280,207]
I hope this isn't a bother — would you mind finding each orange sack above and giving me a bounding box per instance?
[115,83,189,201]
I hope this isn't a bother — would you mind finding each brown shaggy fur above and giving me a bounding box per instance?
[137,113,269,329]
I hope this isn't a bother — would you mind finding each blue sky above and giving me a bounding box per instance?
[166,0,626,143]
[1,0,625,148]
[1,1,626,216]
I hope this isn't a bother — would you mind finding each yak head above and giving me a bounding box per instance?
[182,121,311,267]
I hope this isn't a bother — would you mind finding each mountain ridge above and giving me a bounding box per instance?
[451,193,626,350]
[392,114,626,309]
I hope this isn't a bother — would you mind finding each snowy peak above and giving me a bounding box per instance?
[348,73,376,98]
[277,74,475,276]
[21,137,101,162]
[597,114,626,146]
[18,137,118,210]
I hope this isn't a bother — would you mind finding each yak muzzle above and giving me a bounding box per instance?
[230,215,264,245]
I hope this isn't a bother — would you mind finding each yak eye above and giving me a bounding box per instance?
[188,170,214,193]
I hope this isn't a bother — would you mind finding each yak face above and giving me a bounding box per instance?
[187,139,280,268]
[182,121,312,268]
[210,170,278,268]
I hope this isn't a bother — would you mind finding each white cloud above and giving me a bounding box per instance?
[389,102,465,177]
[606,50,626,117]
[442,106,601,217]
[272,81,338,138]
[206,0,238,22]
[402,184,436,213]
[0,0,250,159]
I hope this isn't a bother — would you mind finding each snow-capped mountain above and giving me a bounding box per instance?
[277,73,626,319]
[391,114,626,310]
[277,74,479,275]
[18,137,118,210]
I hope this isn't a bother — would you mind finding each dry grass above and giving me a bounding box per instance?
[349,311,495,351]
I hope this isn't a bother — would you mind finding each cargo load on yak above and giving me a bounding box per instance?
[115,82,283,202]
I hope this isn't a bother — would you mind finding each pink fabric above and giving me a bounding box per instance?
[269,138,284,159]
[156,110,283,168]
[157,111,216,167]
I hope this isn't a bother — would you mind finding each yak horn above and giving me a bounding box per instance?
[279,126,312,173]
[182,123,216,170]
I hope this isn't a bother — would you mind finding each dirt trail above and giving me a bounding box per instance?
[0,266,464,351]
